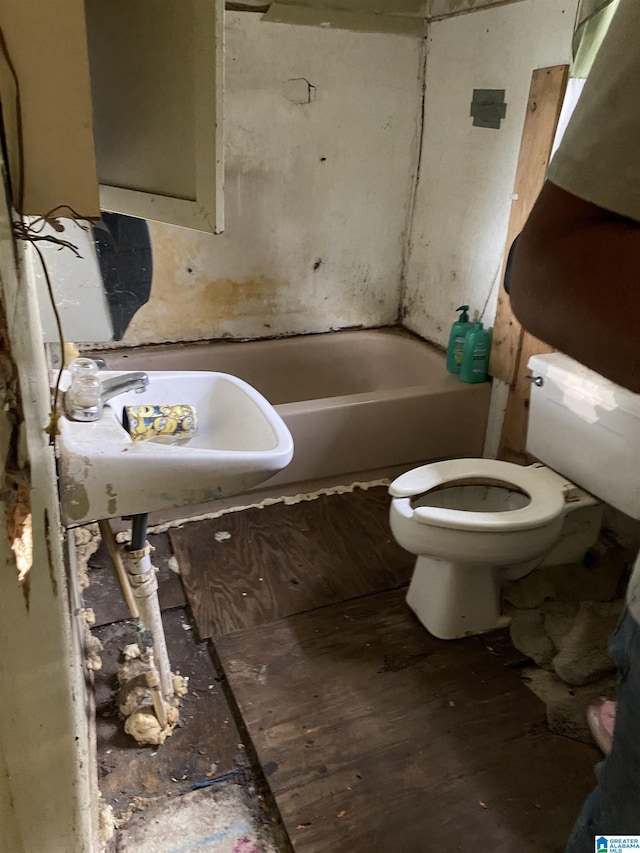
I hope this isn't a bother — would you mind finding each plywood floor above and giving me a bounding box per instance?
[169,486,414,638]
[170,485,599,853]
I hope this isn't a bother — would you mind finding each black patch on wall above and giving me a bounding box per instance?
[470,89,507,129]
[92,213,153,341]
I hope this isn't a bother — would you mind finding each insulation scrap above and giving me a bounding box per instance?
[116,643,186,745]
[98,799,115,846]
[117,652,149,686]
[117,674,153,718]
[124,705,179,746]
[73,523,101,589]
[173,674,189,697]
[84,629,104,672]
[122,643,142,660]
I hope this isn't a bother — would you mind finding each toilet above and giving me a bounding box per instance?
[389,352,640,640]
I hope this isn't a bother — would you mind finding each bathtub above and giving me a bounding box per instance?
[92,327,491,491]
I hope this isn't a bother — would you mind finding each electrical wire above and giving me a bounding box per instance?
[1,20,94,438]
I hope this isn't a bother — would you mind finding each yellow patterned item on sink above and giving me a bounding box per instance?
[123,404,198,444]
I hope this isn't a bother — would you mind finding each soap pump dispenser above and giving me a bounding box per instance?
[446,305,472,374]
[460,322,492,383]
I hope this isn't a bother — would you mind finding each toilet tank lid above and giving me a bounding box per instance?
[528,353,640,418]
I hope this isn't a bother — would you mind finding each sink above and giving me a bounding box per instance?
[56,370,294,525]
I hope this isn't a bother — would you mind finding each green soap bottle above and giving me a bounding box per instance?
[460,322,491,383]
[446,305,472,374]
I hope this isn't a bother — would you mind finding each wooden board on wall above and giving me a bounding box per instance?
[489,64,568,385]
[499,330,554,462]
[489,64,568,461]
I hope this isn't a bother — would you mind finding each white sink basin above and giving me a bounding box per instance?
[56,370,294,525]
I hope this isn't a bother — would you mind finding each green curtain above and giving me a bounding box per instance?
[572,0,620,78]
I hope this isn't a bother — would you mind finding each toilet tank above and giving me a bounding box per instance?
[526,352,640,519]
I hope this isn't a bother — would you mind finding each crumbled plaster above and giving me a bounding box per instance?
[113,795,163,830]
[82,605,103,674]
[73,522,101,589]
[0,295,33,605]
[7,483,32,604]
[98,798,115,847]
[84,629,104,673]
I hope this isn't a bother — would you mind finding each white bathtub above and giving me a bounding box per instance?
[93,328,491,490]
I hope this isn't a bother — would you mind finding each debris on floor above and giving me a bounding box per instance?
[117,784,280,853]
[98,797,116,848]
[82,606,104,672]
[83,484,607,851]
[89,609,291,852]
[508,598,623,684]
[520,666,617,745]
[503,543,634,685]
[115,641,187,746]
[503,541,636,744]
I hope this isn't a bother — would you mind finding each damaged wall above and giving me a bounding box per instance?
[0,169,94,851]
[114,11,423,347]
[226,1,525,19]
[107,3,575,351]
[402,0,578,347]
[427,0,527,16]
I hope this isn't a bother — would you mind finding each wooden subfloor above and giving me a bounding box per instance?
[169,485,599,852]
[216,588,596,852]
[89,486,599,852]
[169,486,414,638]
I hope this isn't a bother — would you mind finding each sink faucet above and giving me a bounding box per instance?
[100,372,149,404]
[65,369,149,422]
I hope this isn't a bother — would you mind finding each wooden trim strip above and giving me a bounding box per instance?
[489,64,569,385]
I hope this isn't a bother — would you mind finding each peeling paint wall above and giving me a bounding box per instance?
[114,11,423,347]
[402,0,578,347]
[427,0,526,17]
[0,171,94,850]
[263,0,427,15]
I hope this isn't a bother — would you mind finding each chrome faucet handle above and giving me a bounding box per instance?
[64,364,149,422]
[64,378,103,421]
[64,357,103,421]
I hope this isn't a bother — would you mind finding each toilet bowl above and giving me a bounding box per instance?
[389,458,601,640]
[388,351,640,640]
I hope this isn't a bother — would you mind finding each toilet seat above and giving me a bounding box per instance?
[389,459,566,532]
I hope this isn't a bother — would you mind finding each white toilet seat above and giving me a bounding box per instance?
[389,459,566,532]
